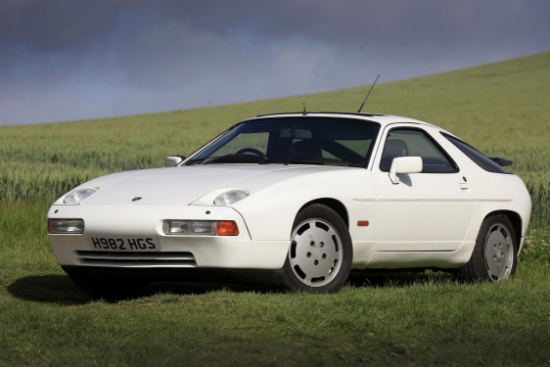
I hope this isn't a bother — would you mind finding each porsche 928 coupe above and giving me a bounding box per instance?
[48,112,532,294]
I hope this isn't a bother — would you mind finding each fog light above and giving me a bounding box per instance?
[48,219,84,234]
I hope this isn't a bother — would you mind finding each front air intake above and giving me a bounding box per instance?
[75,251,197,267]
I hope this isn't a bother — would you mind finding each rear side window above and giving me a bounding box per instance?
[441,132,510,174]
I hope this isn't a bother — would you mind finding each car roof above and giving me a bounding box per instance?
[253,111,438,130]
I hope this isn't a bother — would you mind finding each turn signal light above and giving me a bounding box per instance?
[217,221,239,236]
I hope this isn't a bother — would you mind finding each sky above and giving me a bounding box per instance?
[1,0,549,126]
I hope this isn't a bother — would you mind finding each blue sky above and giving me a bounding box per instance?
[1,0,549,126]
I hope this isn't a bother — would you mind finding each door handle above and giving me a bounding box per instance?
[460,176,470,190]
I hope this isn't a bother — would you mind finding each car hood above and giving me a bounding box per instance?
[72,164,350,206]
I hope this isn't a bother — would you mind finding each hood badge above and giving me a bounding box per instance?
[132,196,143,202]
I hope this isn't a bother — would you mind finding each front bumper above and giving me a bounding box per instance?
[48,203,290,271]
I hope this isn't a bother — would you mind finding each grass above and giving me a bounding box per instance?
[1,51,550,366]
[1,52,549,218]
[1,261,549,366]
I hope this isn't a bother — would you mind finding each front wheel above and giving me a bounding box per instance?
[458,214,517,282]
[281,204,352,293]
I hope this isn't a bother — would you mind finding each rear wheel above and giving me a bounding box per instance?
[458,214,517,282]
[281,204,352,293]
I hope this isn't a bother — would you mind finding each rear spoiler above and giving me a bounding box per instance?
[490,157,513,167]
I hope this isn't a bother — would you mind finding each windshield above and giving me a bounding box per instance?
[186,116,380,167]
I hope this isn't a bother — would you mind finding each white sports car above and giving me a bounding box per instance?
[47,112,532,294]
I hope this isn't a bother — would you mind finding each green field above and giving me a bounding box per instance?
[1,51,550,366]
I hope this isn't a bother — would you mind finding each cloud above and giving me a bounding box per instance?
[0,0,549,125]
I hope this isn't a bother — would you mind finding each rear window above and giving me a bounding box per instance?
[441,132,510,174]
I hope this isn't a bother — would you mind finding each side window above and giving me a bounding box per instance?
[441,132,510,174]
[380,129,458,173]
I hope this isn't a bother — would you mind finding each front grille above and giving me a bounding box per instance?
[75,251,197,267]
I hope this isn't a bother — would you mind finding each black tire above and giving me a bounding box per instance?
[458,214,517,282]
[281,204,352,293]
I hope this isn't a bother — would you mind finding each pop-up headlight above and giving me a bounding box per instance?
[63,188,98,204]
[213,190,249,206]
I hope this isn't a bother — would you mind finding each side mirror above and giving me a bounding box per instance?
[165,155,185,167]
[389,156,422,184]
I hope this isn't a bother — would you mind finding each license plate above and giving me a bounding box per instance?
[89,237,159,251]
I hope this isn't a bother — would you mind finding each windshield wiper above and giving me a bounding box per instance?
[286,158,353,166]
[203,154,265,164]
[258,158,286,165]
[185,158,206,166]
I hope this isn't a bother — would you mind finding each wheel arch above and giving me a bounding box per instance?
[483,210,523,245]
[297,198,349,228]
[458,209,522,282]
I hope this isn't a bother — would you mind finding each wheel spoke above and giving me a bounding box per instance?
[484,223,513,281]
[290,219,343,287]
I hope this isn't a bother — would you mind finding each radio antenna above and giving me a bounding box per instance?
[357,74,380,113]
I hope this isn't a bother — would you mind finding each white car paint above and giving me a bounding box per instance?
[47,112,532,293]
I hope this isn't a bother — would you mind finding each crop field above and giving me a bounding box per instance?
[1,52,549,366]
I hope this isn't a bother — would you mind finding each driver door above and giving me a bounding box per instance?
[372,127,477,252]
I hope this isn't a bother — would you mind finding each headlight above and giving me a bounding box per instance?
[48,219,84,234]
[163,220,239,236]
[213,190,249,206]
[63,187,98,204]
